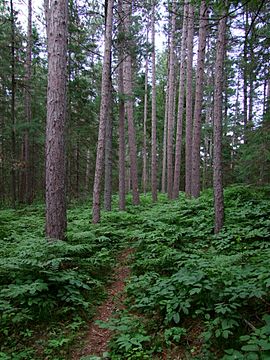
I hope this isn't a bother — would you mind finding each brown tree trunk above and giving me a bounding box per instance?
[92,0,113,223]
[10,0,17,207]
[161,40,170,193]
[213,9,227,234]
[143,36,148,195]
[85,148,91,193]
[166,0,176,199]
[45,0,68,240]
[104,80,113,211]
[191,0,208,198]
[243,9,248,143]
[118,0,126,210]
[151,0,157,202]
[123,0,140,205]
[172,0,188,199]
[20,0,32,204]
[184,3,195,198]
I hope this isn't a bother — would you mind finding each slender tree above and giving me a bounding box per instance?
[142,30,149,195]
[45,0,68,239]
[213,7,227,234]
[123,0,140,205]
[20,0,32,204]
[191,0,209,198]
[104,80,113,211]
[151,0,157,202]
[118,0,126,211]
[92,0,114,223]
[10,0,16,207]
[172,0,188,199]
[184,3,194,197]
[166,0,176,199]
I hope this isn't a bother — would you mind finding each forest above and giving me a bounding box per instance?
[0,0,270,359]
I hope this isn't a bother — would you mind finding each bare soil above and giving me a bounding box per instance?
[71,248,133,359]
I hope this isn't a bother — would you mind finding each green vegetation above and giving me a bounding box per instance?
[0,186,270,359]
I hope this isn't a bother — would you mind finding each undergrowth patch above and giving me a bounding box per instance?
[1,186,270,359]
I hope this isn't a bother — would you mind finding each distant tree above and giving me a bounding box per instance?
[123,0,140,205]
[166,0,176,199]
[92,0,114,223]
[172,0,188,199]
[191,0,209,198]
[151,0,157,202]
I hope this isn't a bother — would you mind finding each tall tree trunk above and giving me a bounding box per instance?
[45,0,68,240]
[85,148,91,193]
[151,0,157,202]
[243,9,248,143]
[123,0,140,205]
[142,32,148,195]
[10,0,16,207]
[118,0,126,210]
[166,0,176,199]
[190,0,208,198]
[184,3,195,197]
[161,39,170,193]
[104,80,113,211]
[172,0,188,199]
[92,0,113,223]
[20,0,32,204]
[213,9,227,234]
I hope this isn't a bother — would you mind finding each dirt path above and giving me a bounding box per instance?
[71,248,133,359]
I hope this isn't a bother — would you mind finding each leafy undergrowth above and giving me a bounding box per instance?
[1,186,270,359]
[97,185,270,360]
[0,195,153,359]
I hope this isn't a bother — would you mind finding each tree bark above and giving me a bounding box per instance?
[92,0,114,223]
[45,0,68,240]
[172,0,188,199]
[213,8,227,234]
[10,0,17,207]
[161,39,170,193]
[104,80,113,211]
[184,3,195,198]
[151,0,157,202]
[166,0,176,199]
[191,0,209,198]
[20,0,32,204]
[123,0,140,205]
[118,0,126,210]
[143,32,148,195]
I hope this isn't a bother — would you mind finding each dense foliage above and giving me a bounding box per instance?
[1,185,270,359]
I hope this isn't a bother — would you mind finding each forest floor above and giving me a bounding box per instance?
[72,248,133,360]
[1,186,270,360]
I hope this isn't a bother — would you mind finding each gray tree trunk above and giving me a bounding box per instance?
[45,0,68,240]
[191,0,209,198]
[92,0,114,223]
[166,1,176,199]
[213,9,227,234]
[123,0,140,205]
[151,0,157,202]
[172,0,188,199]
[184,3,194,197]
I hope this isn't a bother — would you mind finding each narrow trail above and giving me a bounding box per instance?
[72,248,133,360]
